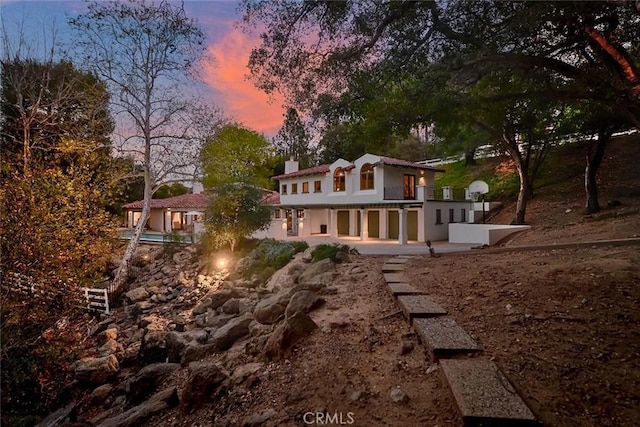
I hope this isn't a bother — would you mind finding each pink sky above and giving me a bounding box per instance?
[201,24,285,137]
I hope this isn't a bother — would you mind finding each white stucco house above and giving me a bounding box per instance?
[263,153,474,244]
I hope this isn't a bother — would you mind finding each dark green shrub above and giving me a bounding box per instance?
[311,244,351,262]
[240,239,307,280]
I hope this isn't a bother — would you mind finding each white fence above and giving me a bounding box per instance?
[7,272,110,314]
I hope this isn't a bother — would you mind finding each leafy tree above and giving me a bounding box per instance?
[201,124,276,251]
[0,53,117,418]
[202,184,272,252]
[273,107,316,168]
[154,182,190,199]
[201,124,275,189]
[70,0,214,291]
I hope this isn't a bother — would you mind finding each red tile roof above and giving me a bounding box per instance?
[261,190,280,205]
[271,164,331,180]
[378,156,445,172]
[124,193,210,210]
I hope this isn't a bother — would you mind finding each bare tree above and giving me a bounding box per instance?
[70,0,216,291]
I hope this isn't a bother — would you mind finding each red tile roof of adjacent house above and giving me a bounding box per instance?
[378,156,445,172]
[271,164,331,180]
[124,192,210,210]
[261,190,280,205]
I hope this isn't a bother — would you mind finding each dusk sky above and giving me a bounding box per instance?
[1,0,286,136]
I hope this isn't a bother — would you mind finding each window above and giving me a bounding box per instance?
[461,208,466,223]
[435,209,442,225]
[449,208,455,223]
[314,180,322,193]
[274,210,282,219]
[403,174,416,199]
[333,167,345,192]
[281,184,287,195]
[360,163,374,190]
[292,183,298,194]
[302,182,309,193]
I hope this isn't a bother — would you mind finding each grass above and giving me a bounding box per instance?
[434,157,520,200]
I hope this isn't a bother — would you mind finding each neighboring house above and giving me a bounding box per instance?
[122,193,208,243]
[266,153,474,244]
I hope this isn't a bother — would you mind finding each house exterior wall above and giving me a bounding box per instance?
[424,200,474,241]
[148,209,165,232]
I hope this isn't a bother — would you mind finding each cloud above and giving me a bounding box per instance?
[202,28,285,137]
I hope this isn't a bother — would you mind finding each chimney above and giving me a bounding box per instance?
[192,182,204,194]
[284,157,299,174]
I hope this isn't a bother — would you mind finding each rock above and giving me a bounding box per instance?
[126,287,150,303]
[191,298,212,315]
[288,262,308,282]
[238,298,257,315]
[241,409,277,426]
[122,342,141,365]
[98,339,122,357]
[390,386,409,404]
[195,312,235,329]
[254,294,289,325]
[75,355,119,384]
[400,341,414,355]
[35,403,76,427]
[350,390,364,401]
[221,298,240,315]
[88,384,114,407]
[192,289,242,315]
[298,258,336,285]
[97,328,118,345]
[181,362,228,412]
[301,248,314,263]
[249,320,271,337]
[140,330,168,364]
[95,386,178,427]
[231,362,264,385]
[166,330,209,363]
[263,312,318,361]
[181,343,216,366]
[125,363,180,404]
[211,313,253,351]
[285,290,324,318]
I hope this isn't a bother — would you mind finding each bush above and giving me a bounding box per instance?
[311,244,351,262]
[240,239,308,280]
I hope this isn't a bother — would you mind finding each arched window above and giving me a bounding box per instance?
[333,167,345,192]
[360,163,374,190]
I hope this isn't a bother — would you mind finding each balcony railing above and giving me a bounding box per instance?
[426,185,469,201]
[383,186,416,200]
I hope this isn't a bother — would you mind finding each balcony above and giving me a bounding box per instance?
[383,186,416,200]
[425,186,470,201]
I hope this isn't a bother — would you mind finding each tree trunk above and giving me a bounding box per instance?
[464,147,477,166]
[584,128,614,214]
[512,163,533,225]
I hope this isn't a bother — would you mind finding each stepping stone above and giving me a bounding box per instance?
[385,258,409,264]
[383,273,407,283]
[387,283,424,296]
[413,317,481,357]
[382,263,405,272]
[440,359,538,427]
[396,295,447,320]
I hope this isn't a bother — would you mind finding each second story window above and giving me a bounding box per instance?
[292,183,298,194]
[302,182,309,193]
[281,184,287,195]
[360,163,374,190]
[334,167,345,192]
[314,180,322,192]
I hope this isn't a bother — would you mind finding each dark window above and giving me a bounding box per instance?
[449,208,455,223]
[314,180,322,192]
[435,209,442,225]
[334,168,345,192]
[274,210,281,219]
[281,184,287,195]
[302,182,309,193]
[360,163,374,190]
[403,174,416,199]
[461,208,466,222]
[291,183,298,194]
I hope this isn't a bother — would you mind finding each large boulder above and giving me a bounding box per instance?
[297,258,337,285]
[285,290,324,318]
[253,293,289,325]
[181,362,228,412]
[97,328,118,345]
[192,288,243,315]
[75,355,119,384]
[166,330,208,363]
[125,287,150,303]
[125,363,180,404]
[96,386,178,427]
[263,312,318,361]
[210,313,253,351]
[140,330,168,364]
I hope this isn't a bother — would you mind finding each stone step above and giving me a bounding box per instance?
[387,283,425,297]
[396,295,447,320]
[381,263,405,272]
[440,359,538,427]
[383,273,407,283]
[385,258,409,264]
[413,317,481,357]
